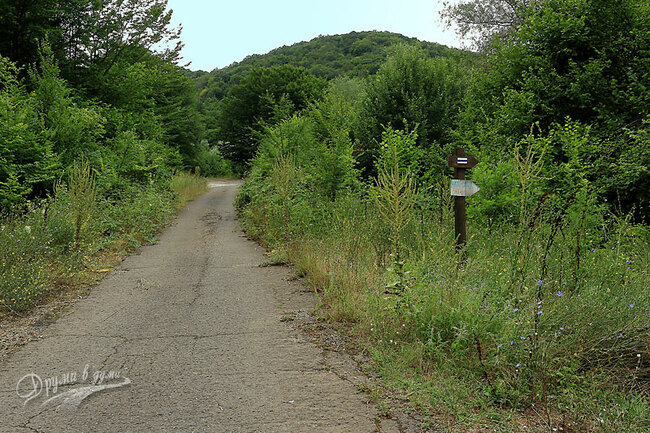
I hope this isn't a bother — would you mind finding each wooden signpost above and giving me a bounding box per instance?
[448,148,479,252]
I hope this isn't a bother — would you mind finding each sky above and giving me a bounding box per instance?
[165,0,463,72]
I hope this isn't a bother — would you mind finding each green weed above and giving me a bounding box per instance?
[238,128,649,431]
[1,171,208,314]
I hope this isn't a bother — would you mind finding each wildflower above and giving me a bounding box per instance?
[629,304,634,308]
[537,310,543,315]
[556,291,563,297]
[537,280,543,287]
[510,340,515,345]
[516,363,521,368]
[513,308,519,312]
[498,344,503,348]
[626,260,631,264]
[590,248,595,253]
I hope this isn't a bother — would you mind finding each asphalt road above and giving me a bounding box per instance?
[0,181,395,433]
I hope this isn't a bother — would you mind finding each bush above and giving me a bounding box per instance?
[194,141,232,177]
[0,206,51,311]
[0,55,58,211]
[355,44,468,176]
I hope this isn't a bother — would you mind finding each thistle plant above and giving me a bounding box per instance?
[370,128,418,257]
[56,158,96,250]
[270,155,299,240]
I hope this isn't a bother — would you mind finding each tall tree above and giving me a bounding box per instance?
[0,0,66,69]
[459,0,650,140]
[441,0,539,50]
[0,55,59,209]
[58,0,182,87]
[456,0,650,215]
[355,45,468,177]
[216,65,326,166]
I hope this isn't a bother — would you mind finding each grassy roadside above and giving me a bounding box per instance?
[239,185,649,432]
[235,135,649,432]
[0,171,208,318]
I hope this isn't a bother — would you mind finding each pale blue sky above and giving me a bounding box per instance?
[166,0,462,71]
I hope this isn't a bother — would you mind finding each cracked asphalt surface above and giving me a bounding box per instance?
[0,181,395,433]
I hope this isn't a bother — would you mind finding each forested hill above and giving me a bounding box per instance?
[194,31,468,101]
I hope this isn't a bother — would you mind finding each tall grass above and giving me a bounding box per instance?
[170,170,209,204]
[0,169,207,314]
[237,132,649,431]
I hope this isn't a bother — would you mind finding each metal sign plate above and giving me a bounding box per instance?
[450,179,480,197]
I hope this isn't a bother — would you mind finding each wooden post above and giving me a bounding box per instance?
[448,148,479,257]
[453,147,467,251]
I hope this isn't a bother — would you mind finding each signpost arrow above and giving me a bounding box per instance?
[450,179,481,197]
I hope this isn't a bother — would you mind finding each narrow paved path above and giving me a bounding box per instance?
[0,182,387,432]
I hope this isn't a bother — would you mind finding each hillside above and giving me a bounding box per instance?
[194,31,471,102]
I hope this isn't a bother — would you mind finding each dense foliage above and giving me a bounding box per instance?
[457,0,650,221]
[0,1,227,312]
[0,0,231,211]
[235,2,649,430]
[215,65,326,166]
[355,45,468,177]
[195,31,472,170]
[3,0,649,428]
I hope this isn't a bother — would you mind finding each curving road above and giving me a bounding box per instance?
[0,181,396,432]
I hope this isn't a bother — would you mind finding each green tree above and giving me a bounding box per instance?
[216,65,326,166]
[30,43,104,167]
[355,45,468,178]
[441,0,538,50]
[0,55,58,210]
[308,77,365,199]
[58,0,181,86]
[91,46,203,167]
[456,0,650,214]
[0,0,66,69]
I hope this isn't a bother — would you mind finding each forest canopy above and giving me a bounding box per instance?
[0,0,219,210]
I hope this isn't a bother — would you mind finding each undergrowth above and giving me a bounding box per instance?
[237,124,649,432]
[0,167,207,314]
